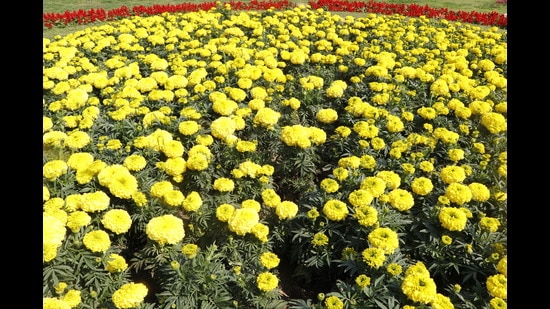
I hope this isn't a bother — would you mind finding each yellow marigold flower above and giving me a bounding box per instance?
[354,205,378,227]
[322,199,349,221]
[360,154,377,169]
[62,194,80,212]
[480,217,501,233]
[106,139,122,150]
[211,116,236,140]
[213,177,235,192]
[182,243,199,259]
[43,185,50,202]
[250,86,268,100]
[64,130,91,150]
[353,121,379,138]
[368,227,399,254]
[43,298,71,309]
[281,125,311,148]
[486,274,507,299]
[212,98,238,116]
[43,160,69,181]
[324,295,344,309]
[419,160,435,173]
[252,222,269,242]
[66,152,94,171]
[430,293,454,309]
[307,207,320,220]
[43,213,66,262]
[388,188,415,211]
[282,97,301,110]
[348,189,374,207]
[146,214,185,245]
[445,182,472,205]
[105,253,128,273]
[44,197,64,212]
[385,114,404,132]
[83,230,111,253]
[228,208,259,236]
[97,165,138,199]
[101,209,132,234]
[489,297,507,309]
[387,263,403,276]
[150,181,173,198]
[433,127,459,144]
[448,148,465,162]
[316,108,338,124]
[497,255,507,276]
[132,191,148,207]
[183,191,202,212]
[376,170,401,190]
[417,106,437,120]
[66,211,91,233]
[112,282,148,309]
[441,235,453,245]
[163,189,185,207]
[80,191,110,213]
[43,116,54,132]
[401,163,415,174]
[236,140,257,152]
[161,140,185,158]
[332,167,349,181]
[237,160,263,178]
[226,87,247,102]
[260,252,280,269]
[178,120,200,136]
[216,203,235,222]
[335,126,351,137]
[256,272,279,292]
[253,107,281,128]
[360,176,386,197]
[401,272,437,304]
[309,127,327,145]
[261,189,281,208]
[411,177,434,196]
[439,207,468,231]
[123,154,147,171]
[312,232,329,247]
[170,260,180,270]
[361,247,386,269]
[468,182,491,201]
[320,178,339,193]
[61,289,81,307]
[239,199,260,213]
[338,156,361,169]
[355,274,371,288]
[42,131,68,147]
[276,201,298,220]
[440,165,467,184]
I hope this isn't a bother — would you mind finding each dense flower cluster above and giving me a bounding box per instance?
[43,3,506,308]
[43,0,507,29]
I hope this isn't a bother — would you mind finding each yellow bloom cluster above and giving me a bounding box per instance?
[401,262,437,304]
[43,213,66,262]
[256,272,279,292]
[111,282,148,309]
[322,199,349,221]
[281,124,327,148]
[368,227,399,254]
[145,214,185,245]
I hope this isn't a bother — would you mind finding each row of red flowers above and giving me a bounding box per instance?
[43,0,507,30]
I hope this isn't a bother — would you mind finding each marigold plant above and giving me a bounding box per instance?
[43,2,507,308]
